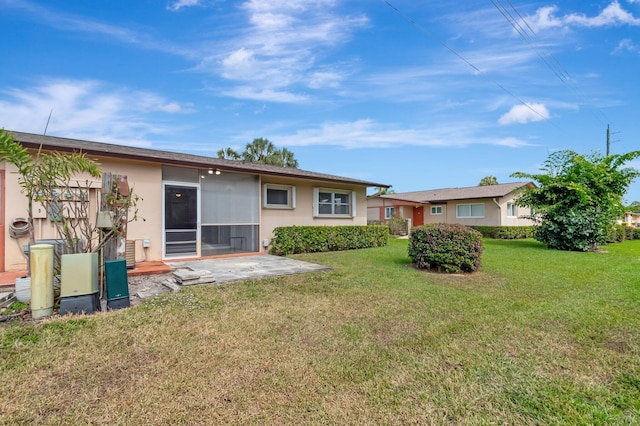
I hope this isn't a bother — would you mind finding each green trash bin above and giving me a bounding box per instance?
[105,259,130,310]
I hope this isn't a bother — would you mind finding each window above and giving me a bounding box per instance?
[507,202,517,217]
[263,184,295,209]
[431,206,443,215]
[314,188,356,217]
[456,203,484,218]
[384,207,395,219]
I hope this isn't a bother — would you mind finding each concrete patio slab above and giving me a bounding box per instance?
[166,254,331,284]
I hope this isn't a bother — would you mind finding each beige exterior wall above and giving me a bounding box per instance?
[3,156,163,271]
[3,154,373,270]
[98,158,163,262]
[260,176,368,250]
[370,194,535,228]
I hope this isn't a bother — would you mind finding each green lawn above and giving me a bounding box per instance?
[1,238,639,425]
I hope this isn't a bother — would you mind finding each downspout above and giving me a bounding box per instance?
[493,198,502,226]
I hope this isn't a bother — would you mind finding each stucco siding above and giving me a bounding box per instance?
[260,177,368,250]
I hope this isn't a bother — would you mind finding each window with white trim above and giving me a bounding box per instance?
[431,205,443,215]
[507,202,517,217]
[263,184,295,209]
[314,188,356,217]
[384,206,395,219]
[456,203,484,218]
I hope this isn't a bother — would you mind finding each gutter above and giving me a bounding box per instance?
[493,198,502,226]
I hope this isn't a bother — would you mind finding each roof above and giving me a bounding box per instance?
[377,182,534,204]
[8,130,390,188]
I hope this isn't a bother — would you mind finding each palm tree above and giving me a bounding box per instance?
[243,138,277,164]
[217,138,299,168]
[216,147,241,160]
[478,176,499,186]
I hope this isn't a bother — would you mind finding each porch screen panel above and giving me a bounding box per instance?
[200,172,259,254]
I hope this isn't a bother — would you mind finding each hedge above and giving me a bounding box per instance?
[470,226,534,239]
[270,225,389,255]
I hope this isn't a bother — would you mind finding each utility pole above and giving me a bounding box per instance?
[606,124,610,156]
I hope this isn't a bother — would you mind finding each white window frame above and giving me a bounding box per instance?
[384,206,395,219]
[456,203,485,218]
[507,202,517,217]
[263,184,296,209]
[430,205,443,215]
[313,188,356,218]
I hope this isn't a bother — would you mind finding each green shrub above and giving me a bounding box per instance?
[535,207,611,252]
[408,223,483,273]
[623,225,635,241]
[634,228,640,240]
[270,225,389,255]
[608,224,626,243]
[387,215,408,236]
[471,226,534,239]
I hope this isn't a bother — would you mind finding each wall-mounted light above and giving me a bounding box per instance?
[208,169,214,175]
[215,169,221,175]
[175,193,182,198]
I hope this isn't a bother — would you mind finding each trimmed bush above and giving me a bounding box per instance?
[608,224,626,243]
[409,223,483,273]
[270,225,389,255]
[623,225,635,241]
[471,226,534,239]
[634,228,640,240]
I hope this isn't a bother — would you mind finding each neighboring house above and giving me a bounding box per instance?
[367,182,536,228]
[0,131,389,272]
[619,212,640,227]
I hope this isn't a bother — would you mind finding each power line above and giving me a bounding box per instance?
[383,0,553,125]
[489,0,610,127]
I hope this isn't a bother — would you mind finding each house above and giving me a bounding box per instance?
[367,182,536,228]
[619,211,640,227]
[0,130,389,272]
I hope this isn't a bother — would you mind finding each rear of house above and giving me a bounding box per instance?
[367,182,536,228]
[1,131,388,272]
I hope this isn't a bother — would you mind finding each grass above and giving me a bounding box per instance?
[1,238,639,425]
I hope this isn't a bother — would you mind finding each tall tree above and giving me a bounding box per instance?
[217,138,299,168]
[478,176,498,186]
[216,147,241,160]
[511,150,640,251]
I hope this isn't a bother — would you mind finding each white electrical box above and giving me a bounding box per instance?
[142,238,151,248]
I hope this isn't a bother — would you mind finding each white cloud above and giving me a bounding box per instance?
[0,79,192,146]
[271,119,533,149]
[220,86,308,103]
[498,103,550,125]
[1,0,195,58]
[613,38,640,54]
[200,0,368,101]
[526,2,640,31]
[167,0,200,11]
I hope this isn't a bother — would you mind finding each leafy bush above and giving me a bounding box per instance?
[534,207,612,252]
[623,225,635,241]
[387,215,408,236]
[270,225,389,255]
[368,217,408,236]
[471,226,534,239]
[408,223,483,273]
[608,224,626,243]
[634,228,640,240]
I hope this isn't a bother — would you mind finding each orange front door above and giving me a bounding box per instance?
[412,206,424,226]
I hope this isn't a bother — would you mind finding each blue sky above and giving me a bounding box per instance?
[1,0,639,201]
